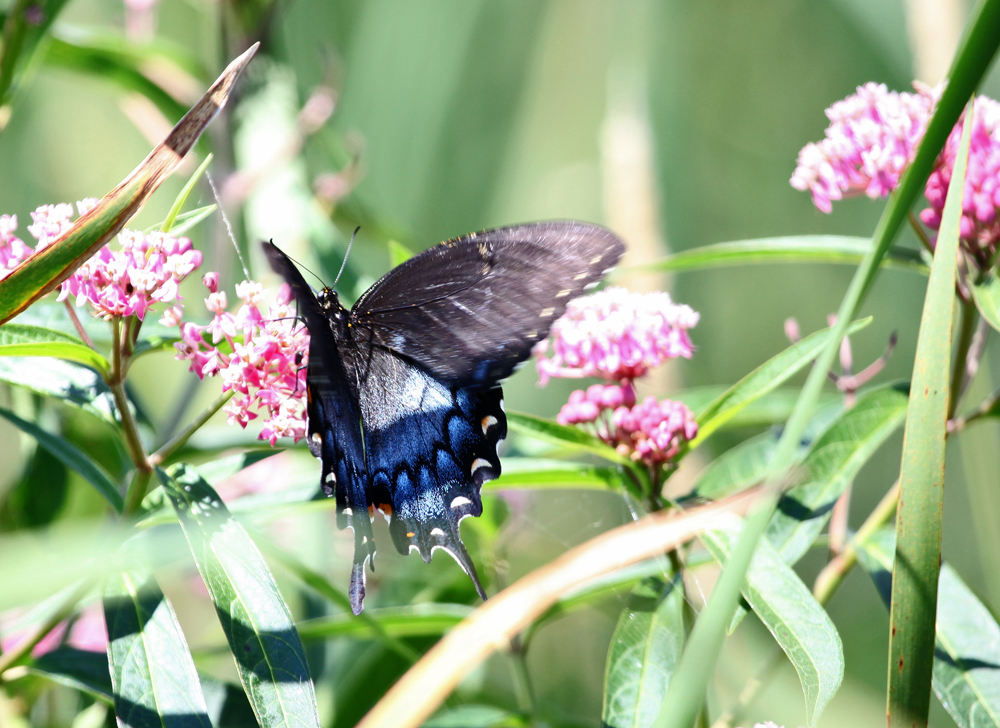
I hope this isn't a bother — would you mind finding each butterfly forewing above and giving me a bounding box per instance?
[352,222,625,388]
[262,242,375,613]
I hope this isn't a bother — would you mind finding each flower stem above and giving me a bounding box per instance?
[813,479,900,604]
[63,301,96,350]
[107,316,154,514]
[150,389,234,466]
[949,297,979,419]
[0,580,92,678]
[908,211,934,253]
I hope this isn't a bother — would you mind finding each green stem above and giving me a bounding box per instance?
[507,634,535,717]
[949,297,979,419]
[150,389,234,466]
[0,581,91,677]
[909,211,934,254]
[107,317,153,514]
[813,479,900,604]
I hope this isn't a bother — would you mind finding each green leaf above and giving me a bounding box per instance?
[200,676,258,728]
[104,566,211,727]
[0,406,123,512]
[388,239,415,267]
[602,575,686,728]
[507,411,632,466]
[422,705,521,728]
[971,272,1000,332]
[30,647,113,702]
[0,323,109,373]
[701,520,844,726]
[626,236,928,275]
[767,382,909,564]
[691,317,872,447]
[160,463,320,728]
[888,103,974,728]
[296,603,473,641]
[0,357,118,424]
[692,431,781,500]
[859,529,1000,728]
[146,205,218,237]
[162,154,214,233]
[487,458,629,491]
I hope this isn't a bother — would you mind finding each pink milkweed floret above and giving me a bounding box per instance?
[790,82,939,213]
[534,286,699,385]
[172,275,310,446]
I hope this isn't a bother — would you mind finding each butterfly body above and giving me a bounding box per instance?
[265,222,624,613]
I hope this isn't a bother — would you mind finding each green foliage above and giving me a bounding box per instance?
[2,1,1000,726]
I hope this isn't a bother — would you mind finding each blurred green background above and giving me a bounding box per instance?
[1,0,998,726]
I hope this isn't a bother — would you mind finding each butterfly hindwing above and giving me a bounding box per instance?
[347,343,505,598]
[262,242,375,614]
[352,221,626,387]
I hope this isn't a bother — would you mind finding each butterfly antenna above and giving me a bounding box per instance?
[333,226,360,287]
[207,171,250,279]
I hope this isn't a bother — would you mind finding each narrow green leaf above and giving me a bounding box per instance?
[200,676,258,728]
[0,357,118,424]
[691,317,871,447]
[859,529,1000,728]
[160,463,320,728]
[602,575,686,728]
[104,565,211,727]
[130,335,180,359]
[162,154,214,233]
[507,411,632,466]
[767,382,909,563]
[487,458,628,491]
[30,647,114,702]
[388,239,415,267]
[692,431,781,500]
[971,272,1000,332]
[701,520,844,725]
[889,104,974,728]
[146,205,217,237]
[296,603,472,642]
[0,406,123,512]
[0,323,109,372]
[625,236,928,275]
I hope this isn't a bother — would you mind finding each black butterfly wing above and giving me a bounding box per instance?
[352,221,626,388]
[345,339,505,600]
[262,242,375,614]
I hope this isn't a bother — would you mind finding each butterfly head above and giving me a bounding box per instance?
[317,287,343,315]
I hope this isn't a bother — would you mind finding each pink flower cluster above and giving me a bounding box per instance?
[172,274,309,446]
[557,383,697,467]
[790,82,939,213]
[535,287,699,385]
[921,97,1000,250]
[793,83,1000,252]
[0,200,202,321]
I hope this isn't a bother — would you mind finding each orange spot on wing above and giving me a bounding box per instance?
[377,503,393,516]
[406,532,415,538]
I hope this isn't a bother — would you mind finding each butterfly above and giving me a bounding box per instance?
[264,222,625,614]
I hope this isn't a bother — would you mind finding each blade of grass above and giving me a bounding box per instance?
[654,1,1000,723]
[620,236,928,276]
[887,103,973,728]
[0,43,257,324]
